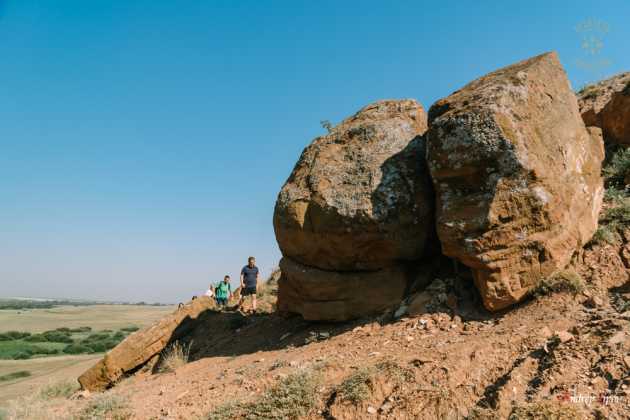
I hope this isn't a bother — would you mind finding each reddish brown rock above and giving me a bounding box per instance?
[278,257,424,321]
[273,99,433,271]
[426,52,604,311]
[78,297,215,391]
[578,72,630,145]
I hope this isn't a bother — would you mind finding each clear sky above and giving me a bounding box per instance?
[1,1,628,303]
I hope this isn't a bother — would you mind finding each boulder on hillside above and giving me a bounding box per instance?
[426,52,604,311]
[578,72,630,145]
[277,257,428,321]
[78,296,215,391]
[274,99,433,271]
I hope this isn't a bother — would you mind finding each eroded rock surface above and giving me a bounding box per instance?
[426,52,604,311]
[78,297,214,391]
[274,99,432,271]
[578,72,630,145]
[277,257,422,321]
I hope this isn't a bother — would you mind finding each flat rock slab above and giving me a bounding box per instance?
[274,99,433,271]
[78,297,215,391]
[426,52,604,311]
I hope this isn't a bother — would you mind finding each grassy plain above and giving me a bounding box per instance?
[0,304,174,333]
[0,304,174,404]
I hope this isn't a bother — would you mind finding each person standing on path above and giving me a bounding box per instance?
[239,256,260,314]
[214,275,232,308]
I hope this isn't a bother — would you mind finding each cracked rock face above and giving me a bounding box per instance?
[274,99,433,271]
[426,52,604,311]
[578,72,630,145]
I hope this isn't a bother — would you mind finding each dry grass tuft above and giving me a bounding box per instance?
[508,400,585,419]
[533,269,585,296]
[157,341,192,373]
[38,380,79,400]
[336,361,413,405]
[75,393,130,420]
[207,369,321,420]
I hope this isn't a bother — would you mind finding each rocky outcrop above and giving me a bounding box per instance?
[278,257,418,321]
[274,99,433,271]
[578,72,630,145]
[426,52,604,311]
[78,297,214,391]
[274,99,435,320]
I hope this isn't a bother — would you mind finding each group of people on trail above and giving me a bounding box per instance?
[205,256,260,314]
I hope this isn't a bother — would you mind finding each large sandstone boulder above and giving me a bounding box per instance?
[278,257,424,321]
[78,297,214,391]
[426,52,604,311]
[578,72,630,145]
[274,99,433,271]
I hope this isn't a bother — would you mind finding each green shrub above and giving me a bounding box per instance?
[30,345,60,356]
[68,326,92,333]
[41,330,73,343]
[83,333,110,342]
[1,331,31,340]
[24,334,47,342]
[603,147,630,188]
[63,344,92,355]
[591,225,620,245]
[0,371,31,382]
[591,197,630,245]
[120,326,139,332]
[112,331,126,340]
[13,351,33,360]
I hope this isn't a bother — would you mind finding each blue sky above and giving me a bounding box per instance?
[1,1,628,303]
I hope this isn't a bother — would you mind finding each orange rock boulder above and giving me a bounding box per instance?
[426,52,604,311]
[273,99,433,271]
[578,72,630,145]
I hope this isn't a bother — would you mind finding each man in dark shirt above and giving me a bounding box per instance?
[239,256,260,313]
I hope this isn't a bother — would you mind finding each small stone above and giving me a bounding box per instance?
[319,332,330,339]
[539,326,553,338]
[623,356,630,369]
[367,406,377,414]
[555,331,574,343]
[608,331,627,345]
[368,352,381,357]
[405,336,414,342]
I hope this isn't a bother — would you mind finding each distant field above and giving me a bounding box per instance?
[0,304,174,333]
[0,354,99,403]
[0,304,174,404]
